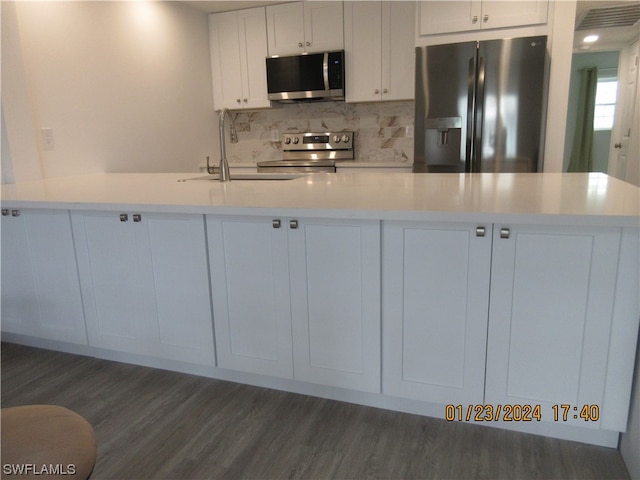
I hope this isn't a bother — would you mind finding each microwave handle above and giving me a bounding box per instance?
[323,52,329,91]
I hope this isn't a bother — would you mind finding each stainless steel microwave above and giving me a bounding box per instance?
[266,50,345,102]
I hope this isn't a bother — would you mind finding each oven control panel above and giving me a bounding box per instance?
[282,132,354,150]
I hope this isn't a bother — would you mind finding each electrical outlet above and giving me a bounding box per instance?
[270,128,280,142]
[40,128,55,150]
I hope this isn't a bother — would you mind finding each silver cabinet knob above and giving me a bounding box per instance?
[272,219,281,229]
[483,15,489,22]
[383,88,388,94]
[243,98,248,103]
[298,42,303,48]
[500,228,510,239]
[11,210,20,217]
[306,41,310,47]
[614,143,622,149]
[472,15,478,23]
[236,98,241,103]
[476,226,486,237]
[133,214,142,223]
[374,89,380,94]
[120,213,128,222]
[289,220,298,229]
[1,209,9,216]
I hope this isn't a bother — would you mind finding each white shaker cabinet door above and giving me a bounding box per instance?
[1,208,87,345]
[302,1,344,53]
[72,212,214,366]
[289,218,381,393]
[382,222,492,405]
[206,216,294,379]
[266,2,306,56]
[485,225,621,428]
[209,7,270,110]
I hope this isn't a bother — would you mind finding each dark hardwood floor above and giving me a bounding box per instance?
[1,342,630,480]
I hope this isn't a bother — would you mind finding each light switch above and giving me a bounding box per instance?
[41,128,55,150]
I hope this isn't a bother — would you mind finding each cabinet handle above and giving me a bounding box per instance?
[483,15,489,23]
[374,89,380,94]
[243,98,248,103]
[614,143,622,149]
[476,226,486,237]
[120,213,129,222]
[298,42,303,48]
[306,41,311,47]
[11,209,20,217]
[272,219,281,229]
[500,228,510,239]
[1,209,9,216]
[133,214,142,223]
[472,15,478,23]
[383,88,388,94]
[236,98,241,104]
[289,220,298,229]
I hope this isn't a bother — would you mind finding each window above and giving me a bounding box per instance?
[593,77,618,131]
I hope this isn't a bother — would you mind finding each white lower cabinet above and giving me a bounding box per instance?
[383,221,632,430]
[207,216,381,393]
[1,208,87,345]
[71,211,215,366]
[485,224,622,428]
[382,221,492,404]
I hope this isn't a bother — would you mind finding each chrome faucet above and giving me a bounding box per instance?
[218,108,238,182]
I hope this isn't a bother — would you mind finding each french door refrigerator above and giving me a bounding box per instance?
[413,36,547,173]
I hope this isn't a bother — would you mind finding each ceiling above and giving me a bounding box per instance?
[181,1,640,51]
[573,0,640,51]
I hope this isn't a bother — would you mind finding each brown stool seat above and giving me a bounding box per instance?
[1,405,96,480]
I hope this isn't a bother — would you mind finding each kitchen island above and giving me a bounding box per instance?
[2,172,639,447]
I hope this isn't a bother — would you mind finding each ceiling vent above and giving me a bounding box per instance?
[576,3,640,30]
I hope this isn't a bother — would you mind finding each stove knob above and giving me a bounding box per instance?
[284,137,291,144]
[333,135,341,143]
[292,137,299,144]
[342,135,350,143]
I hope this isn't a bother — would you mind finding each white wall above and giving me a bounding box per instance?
[3,1,216,179]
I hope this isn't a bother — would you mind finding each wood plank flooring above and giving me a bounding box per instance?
[1,342,630,480]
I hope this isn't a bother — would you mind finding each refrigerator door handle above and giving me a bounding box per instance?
[465,56,476,173]
[474,56,486,173]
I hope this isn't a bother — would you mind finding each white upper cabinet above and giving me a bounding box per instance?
[419,0,548,36]
[345,1,414,102]
[209,7,270,110]
[266,1,344,56]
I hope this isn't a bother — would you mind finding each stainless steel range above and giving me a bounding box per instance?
[257,132,354,173]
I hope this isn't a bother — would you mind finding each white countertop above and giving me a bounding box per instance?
[2,172,639,227]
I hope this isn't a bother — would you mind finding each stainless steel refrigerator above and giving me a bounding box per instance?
[413,36,547,173]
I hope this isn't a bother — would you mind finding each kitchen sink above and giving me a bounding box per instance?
[178,173,306,182]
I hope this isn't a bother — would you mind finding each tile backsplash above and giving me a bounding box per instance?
[226,100,414,165]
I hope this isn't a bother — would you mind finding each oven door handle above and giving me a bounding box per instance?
[323,52,329,91]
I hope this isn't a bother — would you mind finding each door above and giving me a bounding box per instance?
[1,209,86,345]
[382,222,492,405]
[418,1,481,36]
[480,1,548,30]
[485,224,621,428]
[476,36,547,173]
[289,218,381,393]
[266,2,305,56]
[344,1,383,102]
[206,216,293,378]
[303,1,344,53]
[72,212,214,365]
